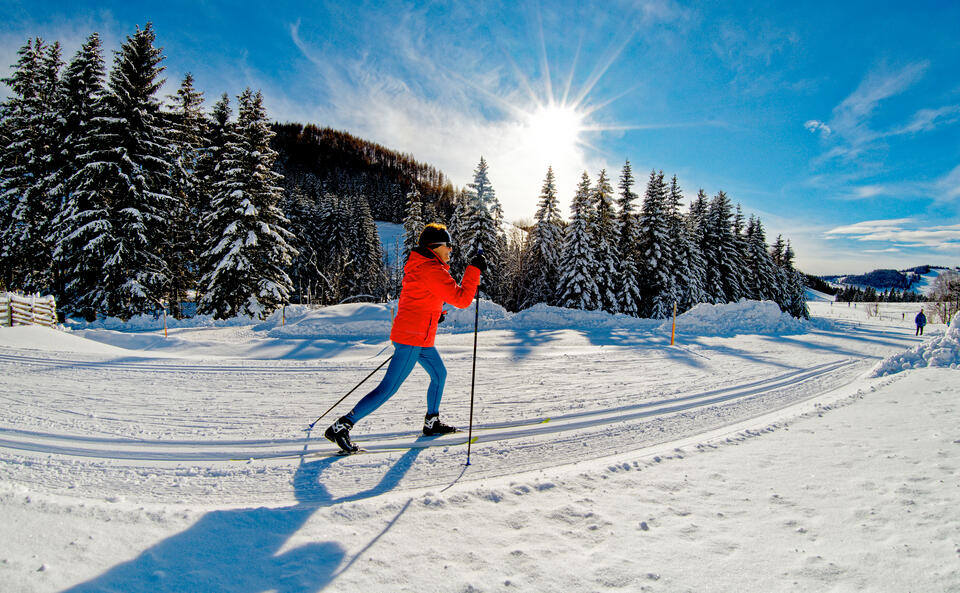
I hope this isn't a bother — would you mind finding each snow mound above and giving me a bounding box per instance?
[263,303,393,339]
[664,300,809,337]
[67,311,255,332]
[871,315,960,376]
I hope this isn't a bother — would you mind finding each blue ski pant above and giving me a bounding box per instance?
[344,342,447,424]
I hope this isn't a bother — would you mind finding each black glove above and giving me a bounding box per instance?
[470,253,487,273]
[438,311,447,324]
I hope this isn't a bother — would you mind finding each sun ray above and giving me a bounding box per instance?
[572,30,635,108]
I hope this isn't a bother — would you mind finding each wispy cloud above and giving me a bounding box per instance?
[804,119,831,136]
[810,61,960,164]
[825,218,960,249]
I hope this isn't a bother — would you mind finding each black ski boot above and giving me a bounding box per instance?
[423,413,458,436]
[324,416,360,453]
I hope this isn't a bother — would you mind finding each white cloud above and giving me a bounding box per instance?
[804,119,831,136]
[825,218,960,248]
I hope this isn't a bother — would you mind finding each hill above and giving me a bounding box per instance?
[270,123,457,223]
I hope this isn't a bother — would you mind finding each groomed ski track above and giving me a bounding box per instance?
[0,357,861,463]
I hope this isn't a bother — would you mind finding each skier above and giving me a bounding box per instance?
[325,223,487,453]
[915,309,927,336]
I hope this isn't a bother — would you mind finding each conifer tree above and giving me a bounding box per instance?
[0,38,63,292]
[401,187,424,264]
[636,171,675,318]
[703,190,745,304]
[94,24,177,318]
[460,157,505,300]
[591,169,620,313]
[165,73,206,317]
[522,166,564,308]
[342,194,387,301]
[780,240,809,319]
[197,88,297,319]
[744,216,778,301]
[615,161,642,316]
[49,33,106,319]
[557,172,600,310]
[446,188,468,280]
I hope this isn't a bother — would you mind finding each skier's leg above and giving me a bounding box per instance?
[418,346,447,415]
[343,343,420,424]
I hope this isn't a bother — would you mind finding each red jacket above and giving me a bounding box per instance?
[390,247,481,347]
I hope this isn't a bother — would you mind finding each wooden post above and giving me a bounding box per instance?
[282,304,286,327]
[162,305,168,338]
[670,301,677,346]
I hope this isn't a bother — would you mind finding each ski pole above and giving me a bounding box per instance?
[466,248,482,465]
[307,354,393,429]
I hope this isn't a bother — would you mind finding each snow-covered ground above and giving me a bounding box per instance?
[1,300,958,592]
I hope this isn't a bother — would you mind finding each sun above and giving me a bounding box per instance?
[523,102,587,163]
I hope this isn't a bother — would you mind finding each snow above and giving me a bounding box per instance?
[1,300,958,592]
[872,313,960,375]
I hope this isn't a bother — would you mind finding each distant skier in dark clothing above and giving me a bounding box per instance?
[915,310,927,336]
[325,223,486,453]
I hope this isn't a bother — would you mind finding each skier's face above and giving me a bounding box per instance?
[431,243,452,264]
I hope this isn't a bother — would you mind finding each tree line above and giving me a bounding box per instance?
[0,26,297,320]
[415,160,808,319]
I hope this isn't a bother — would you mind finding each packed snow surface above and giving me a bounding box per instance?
[1,300,957,592]
[872,313,960,375]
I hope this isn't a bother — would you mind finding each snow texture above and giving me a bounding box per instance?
[872,313,960,375]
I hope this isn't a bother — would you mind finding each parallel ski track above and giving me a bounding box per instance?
[0,351,368,374]
[0,358,858,462]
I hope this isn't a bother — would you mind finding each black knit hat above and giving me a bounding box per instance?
[418,223,452,247]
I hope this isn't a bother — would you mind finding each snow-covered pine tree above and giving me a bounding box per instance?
[197,93,232,224]
[49,33,106,319]
[502,224,530,312]
[636,171,675,318]
[591,169,620,313]
[666,175,691,311]
[731,204,752,298]
[769,234,788,308]
[401,187,424,264]
[446,188,468,280]
[197,88,297,319]
[342,193,387,301]
[0,38,63,292]
[689,189,721,304]
[781,240,809,319]
[165,73,206,318]
[460,157,505,300]
[92,24,177,319]
[743,216,778,301]
[557,172,600,310]
[703,190,745,305]
[522,166,564,308]
[313,191,351,304]
[615,160,642,316]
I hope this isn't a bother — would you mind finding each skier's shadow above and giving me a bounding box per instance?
[61,447,424,593]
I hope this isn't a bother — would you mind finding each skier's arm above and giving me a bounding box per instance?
[424,264,481,309]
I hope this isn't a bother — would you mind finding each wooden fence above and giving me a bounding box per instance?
[0,292,57,328]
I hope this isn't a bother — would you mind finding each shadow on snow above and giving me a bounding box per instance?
[61,446,425,593]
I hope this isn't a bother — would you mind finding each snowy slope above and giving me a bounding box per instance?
[1,301,957,592]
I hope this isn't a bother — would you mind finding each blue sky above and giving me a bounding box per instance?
[2,0,959,275]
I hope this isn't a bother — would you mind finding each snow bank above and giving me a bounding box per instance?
[61,299,811,342]
[664,299,809,337]
[871,315,960,376]
[263,303,394,339]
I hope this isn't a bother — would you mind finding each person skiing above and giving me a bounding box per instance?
[325,223,487,453]
[915,309,927,336]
